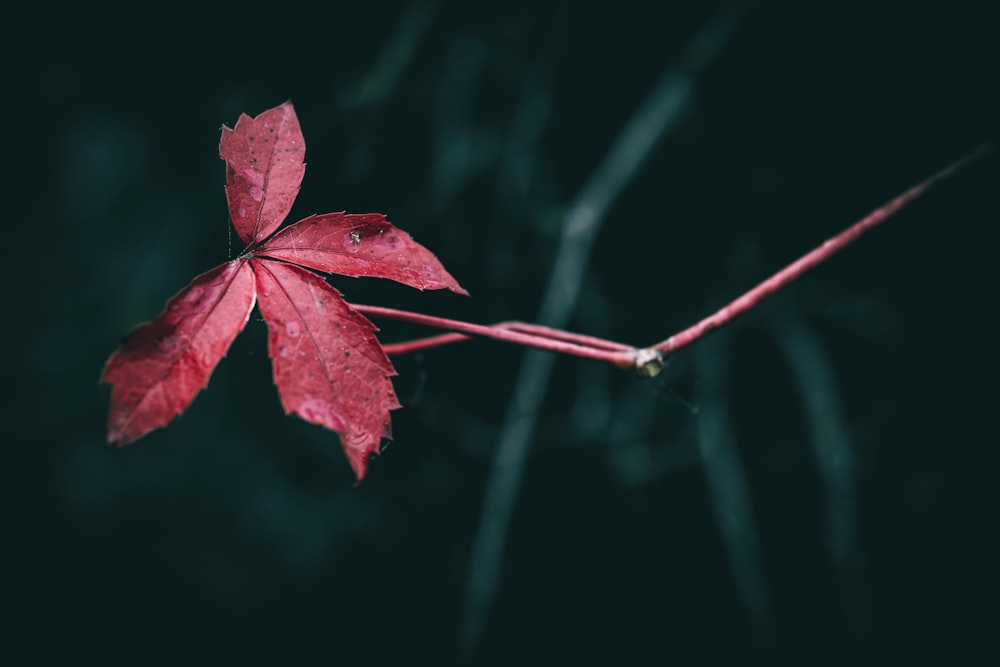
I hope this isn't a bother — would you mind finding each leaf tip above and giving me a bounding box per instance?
[105,423,136,448]
[347,450,372,483]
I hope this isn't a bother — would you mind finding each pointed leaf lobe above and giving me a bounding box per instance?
[258,212,468,294]
[220,101,305,245]
[102,260,256,445]
[254,260,401,480]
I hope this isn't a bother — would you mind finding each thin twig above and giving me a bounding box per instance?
[373,319,635,356]
[650,142,993,356]
[351,304,636,367]
[361,142,990,378]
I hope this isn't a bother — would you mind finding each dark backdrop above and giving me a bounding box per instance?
[4,1,998,664]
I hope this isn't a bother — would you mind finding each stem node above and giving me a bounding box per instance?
[634,348,665,378]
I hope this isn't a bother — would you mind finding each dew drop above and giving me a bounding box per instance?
[299,399,346,431]
[344,231,362,253]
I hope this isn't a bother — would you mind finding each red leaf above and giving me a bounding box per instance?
[220,101,305,246]
[254,260,401,480]
[102,260,256,445]
[258,212,469,295]
[105,101,466,481]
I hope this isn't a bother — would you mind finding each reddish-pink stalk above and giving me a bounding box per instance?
[372,321,635,357]
[351,304,638,368]
[377,331,470,356]
[502,323,635,351]
[354,145,989,374]
[651,146,987,355]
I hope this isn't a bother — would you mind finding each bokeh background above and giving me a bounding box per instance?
[4,1,999,664]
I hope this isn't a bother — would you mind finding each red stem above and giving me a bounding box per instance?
[352,144,989,374]
[379,331,470,355]
[503,323,634,351]
[375,321,633,356]
[651,146,988,355]
[351,304,638,369]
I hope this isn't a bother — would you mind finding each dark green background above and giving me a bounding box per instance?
[4,1,998,664]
